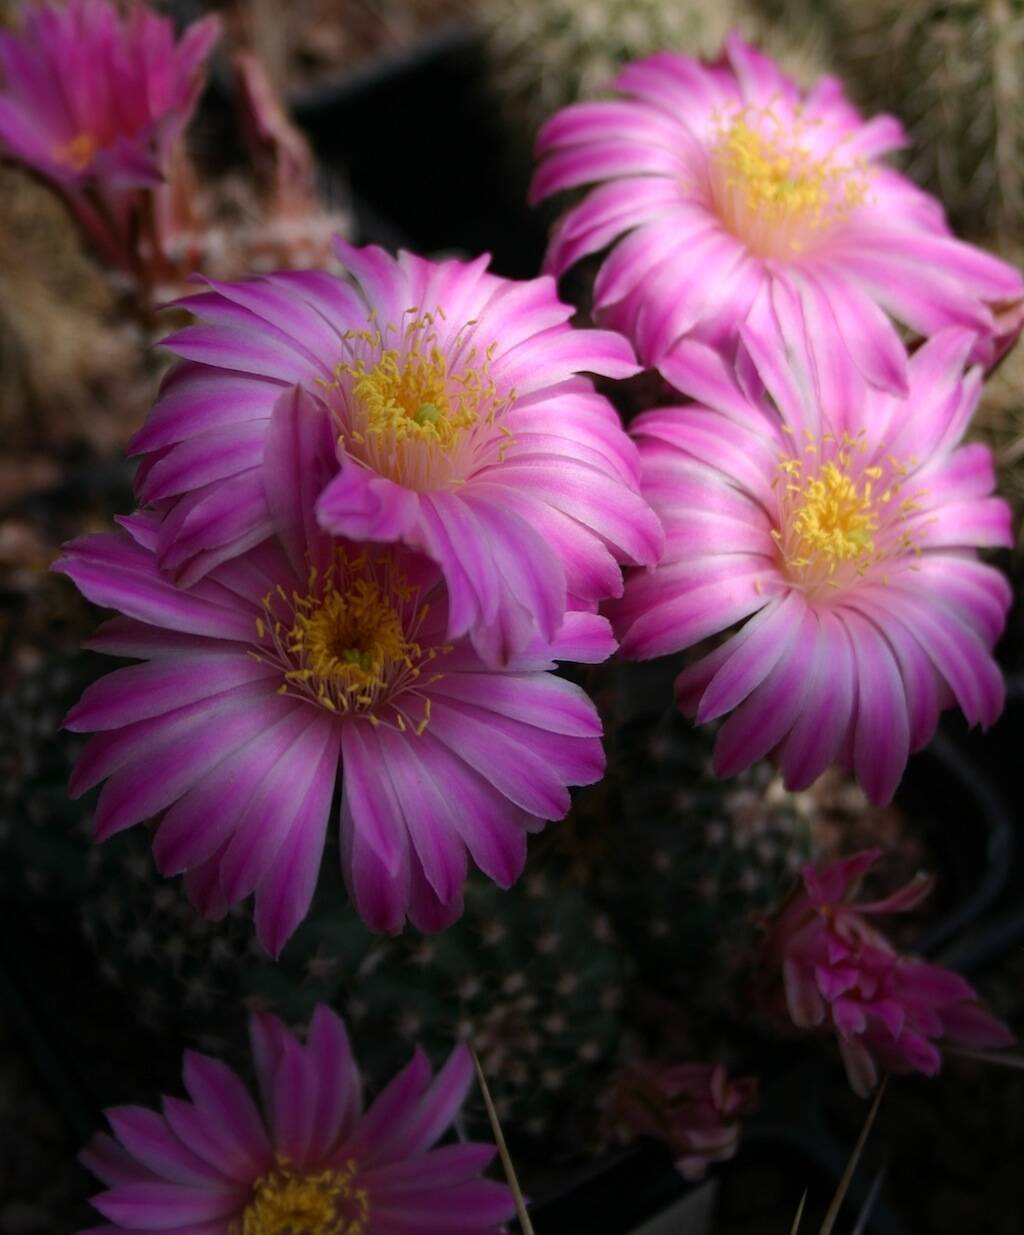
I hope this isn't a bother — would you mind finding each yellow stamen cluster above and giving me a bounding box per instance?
[772,432,920,594]
[786,460,880,563]
[253,549,447,730]
[319,309,515,491]
[289,577,412,693]
[54,131,98,172]
[231,1158,368,1235]
[710,107,867,257]
[345,342,476,450]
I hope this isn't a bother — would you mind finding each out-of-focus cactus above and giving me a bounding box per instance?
[319,873,626,1149]
[550,697,814,1027]
[0,646,95,902]
[476,0,833,151]
[835,0,1024,247]
[78,840,626,1155]
[79,828,260,1048]
[480,0,738,128]
[0,382,139,900]
[0,560,125,908]
[523,658,815,1054]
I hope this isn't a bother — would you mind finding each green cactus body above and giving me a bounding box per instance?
[79,828,259,1050]
[238,865,623,1162]
[836,0,1024,246]
[539,660,814,1034]
[0,645,101,905]
[78,830,626,1162]
[478,0,833,152]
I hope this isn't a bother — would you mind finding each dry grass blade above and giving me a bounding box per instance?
[789,1188,808,1235]
[819,1074,889,1235]
[849,1164,887,1235]
[469,1042,536,1235]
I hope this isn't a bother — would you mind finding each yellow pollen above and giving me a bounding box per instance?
[290,578,412,693]
[54,131,97,172]
[771,439,921,595]
[710,107,867,257]
[231,1158,368,1235]
[320,310,515,491]
[252,549,448,728]
[345,345,475,451]
[789,461,879,564]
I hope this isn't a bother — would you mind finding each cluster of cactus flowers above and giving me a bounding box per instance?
[1,1,1020,1227]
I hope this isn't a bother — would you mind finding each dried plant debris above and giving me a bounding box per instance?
[206,0,472,95]
[0,168,148,460]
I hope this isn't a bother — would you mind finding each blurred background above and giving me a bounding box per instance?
[1,1,1023,1232]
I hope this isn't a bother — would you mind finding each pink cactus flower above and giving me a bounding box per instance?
[0,0,219,274]
[609,1061,758,1180]
[532,33,1023,399]
[756,850,1014,1096]
[0,0,218,187]
[132,239,662,663]
[55,389,612,954]
[78,1003,515,1234]
[609,325,1013,805]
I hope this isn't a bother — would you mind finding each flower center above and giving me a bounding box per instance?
[232,1159,368,1235]
[709,108,867,259]
[253,549,447,730]
[53,131,98,172]
[320,310,515,491]
[771,433,921,595]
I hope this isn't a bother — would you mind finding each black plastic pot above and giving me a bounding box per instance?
[517,1073,911,1235]
[715,1128,908,1235]
[521,1143,692,1235]
[288,23,547,278]
[898,730,1013,956]
[916,678,1024,973]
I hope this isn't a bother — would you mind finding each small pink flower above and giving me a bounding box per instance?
[532,33,1023,398]
[0,0,218,189]
[609,1061,758,1180]
[132,240,662,662]
[0,0,219,280]
[56,388,613,954]
[756,849,1014,1096]
[609,326,1013,805]
[78,1004,515,1234]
